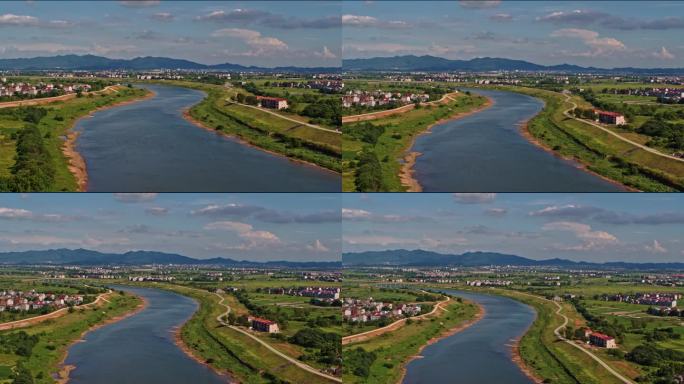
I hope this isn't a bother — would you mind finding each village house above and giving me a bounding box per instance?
[589,332,617,348]
[249,316,279,333]
[595,110,626,125]
[257,96,288,110]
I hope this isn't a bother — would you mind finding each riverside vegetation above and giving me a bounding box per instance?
[341,82,488,191]
[0,84,149,192]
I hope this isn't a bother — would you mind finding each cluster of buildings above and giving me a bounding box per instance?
[0,78,92,99]
[584,329,617,348]
[342,297,422,323]
[271,79,344,93]
[256,95,288,110]
[0,290,84,312]
[601,292,679,308]
[266,286,340,300]
[248,316,280,333]
[342,89,430,108]
[128,275,176,282]
[465,279,513,287]
[600,87,684,104]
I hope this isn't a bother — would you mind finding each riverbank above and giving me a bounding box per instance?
[399,96,494,192]
[62,88,156,191]
[518,119,637,192]
[182,109,340,177]
[398,301,485,383]
[55,293,148,384]
[510,313,545,384]
[172,323,234,383]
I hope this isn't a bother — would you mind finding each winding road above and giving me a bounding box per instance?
[227,101,340,133]
[212,292,342,383]
[562,93,684,163]
[515,291,634,384]
[342,92,460,123]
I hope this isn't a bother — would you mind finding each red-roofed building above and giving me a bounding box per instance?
[589,332,617,348]
[257,96,288,110]
[249,316,280,333]
[595,110,626,125]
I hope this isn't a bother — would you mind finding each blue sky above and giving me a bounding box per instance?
[0,193,341,262]
[343,1,684,68]
[0,1,341,67]
[343,193,684,263]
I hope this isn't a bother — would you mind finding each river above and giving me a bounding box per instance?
[411,89,621,191]
[74,84,339,192]
[63,286,228,384]
[403,290,536,384]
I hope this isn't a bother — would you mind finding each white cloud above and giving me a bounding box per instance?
[211,28,287,56]
[118,1,160,8]
[550,28,625,57]
[0,207,33,219]
[342,14,410,29]
[306,239,330,252]
[204,221,281,249]
[0,14,38,26]
[644,240,667,253]
[485,208,508,217]
[459,1,501,9]
[653,46,675,60]
[314,46,337,59]
[341,208,372,219]
[150,12,174,22]
[543,221,618,251]
[453,193,496,204]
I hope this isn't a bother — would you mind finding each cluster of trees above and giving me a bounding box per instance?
[345,123,385,145]
[289,328,341,366]
[226,290,289,330]
[343,347,377,378]
[354,150,385,192]
[309,298,342,307]
[301,98,341,127]
[569,299,626,343]
[637,117,684,151]
[0,107,56,192]
[627,344,684,377]
[0,331,39,357]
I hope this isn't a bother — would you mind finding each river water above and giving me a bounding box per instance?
[63,286,228,384]
[403,290,536,384]
[412,89,621,191]
[74,84,339,192]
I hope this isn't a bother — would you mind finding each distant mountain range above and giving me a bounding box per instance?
[343,55,684,75]
[0,54,338,73]
[0,249,340,269]
[343,249,684,270]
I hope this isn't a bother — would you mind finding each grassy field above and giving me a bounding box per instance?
[342,296,479,384]
[342,91,488,191]
[496,85,684,191]
[0,291,141,384]
[0,85,150,191]
[151,80,341,173]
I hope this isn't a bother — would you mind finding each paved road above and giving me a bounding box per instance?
[516,291,634,384]
[562,94,684,163]
[227,101,340,134]
[212,292,342,383]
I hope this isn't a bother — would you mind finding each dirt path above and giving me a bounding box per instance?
[210,292,342,383]
[227,101,340,133]
[342,92,459,124]
[562,94,684,163]
[514,291,635,384]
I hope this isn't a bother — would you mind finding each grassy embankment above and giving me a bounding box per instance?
[343,296,479,384]
[0,86,150,191]
[151,80,341,173]
[497,85,684,191]
[342,92,488,191]
[0,291,141,384]
[143,282,338,384]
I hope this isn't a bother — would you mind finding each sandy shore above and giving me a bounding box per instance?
[55,294,149,384]
[397,301,486,383]
[517,120,638,192]
[172,321,235,383]
[399,96,495,192]
[182,109,340,176]
[62,89,157,191]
